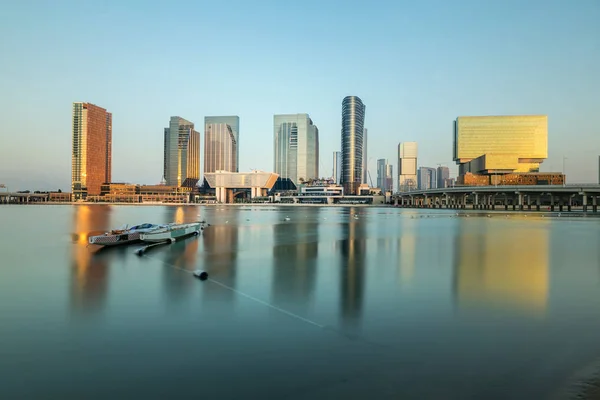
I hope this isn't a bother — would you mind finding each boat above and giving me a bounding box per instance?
[139,222,204,243]
[88,223,164,247]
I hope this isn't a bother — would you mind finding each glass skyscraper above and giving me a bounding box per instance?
[273,114,319,185]
[362,128,368,184]
[163,116,200,188]
[204,116,239,174]
[341,96,365,195]
[71,102,112,200]
[333,151,342,183]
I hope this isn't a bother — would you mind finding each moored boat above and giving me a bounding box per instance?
[88,223,164,247]
[139,222,203,243]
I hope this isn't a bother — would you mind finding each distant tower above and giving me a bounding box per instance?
[362,128,368,184]
[333,151,342,183]
[273,114,319,185]
[398,142,418,191]
[164,116,200,188]
[341,96,366,195]
[204,116,239,174]
[71,102,112,200]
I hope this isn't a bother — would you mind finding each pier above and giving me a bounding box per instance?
[0,192,50,204]
[392,185,600,212]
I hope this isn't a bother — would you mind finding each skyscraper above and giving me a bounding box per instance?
[341,96,366,195]
[377,159,386,192]
[71,102,112,200]
[274,114,319,185]
[204,116,239,174]
[398,142,418,191]
[437,166,450,188]
[362,128,368,184]
[417,167,437,190]
[386,164,394,192]
[333,151,342,183]
[163,116,200,188]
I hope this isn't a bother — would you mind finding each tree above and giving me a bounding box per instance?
[58,189,62,193]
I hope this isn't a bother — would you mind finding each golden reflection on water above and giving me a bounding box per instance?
[70,205,112,314]
[454,220,549,315]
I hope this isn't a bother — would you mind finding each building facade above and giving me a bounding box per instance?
[437,166,450,188]
[333,151,342,183]
[386,164,394,192]
[453,115,548,180]
[341,96,366,195]
[71,102,112,200]
[204,116,239,174]
[164,116,200,188]
[273,114,319,186]
[362,128,368,184]
[417,167,437,190]
[398,142,418,192]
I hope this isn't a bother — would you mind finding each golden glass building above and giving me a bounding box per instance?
[71,102,112,200]
[453,115,548,176]
[163,116,200,188]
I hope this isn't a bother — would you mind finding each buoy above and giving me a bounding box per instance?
[135,248,144,256]
[193,270,208,280]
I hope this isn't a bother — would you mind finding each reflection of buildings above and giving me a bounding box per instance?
[202,223,238,301]
[162,237,199,302]
[271,212,319,307]
[338,214,366,325]
[70,205,111,314]
[453,221,549,314]
[398,234,416,284]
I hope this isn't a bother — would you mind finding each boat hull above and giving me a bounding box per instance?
[89,232,143,246]
[140,223,202,243]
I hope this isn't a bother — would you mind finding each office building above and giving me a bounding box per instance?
[417,167,436,190]
[204,116,239,174]
[71,102,112,200]
[274,114,319,185]
[398,142,418,191]
[341,96,366,195]
[362,128,368,184]
[377,159,393,193]
[437,166,450,188]
[453,115,548,183]
[164,116,200,188]
[333,151,342,183]
[386,164,394,192]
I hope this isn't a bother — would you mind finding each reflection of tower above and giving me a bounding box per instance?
[162,238,199,302]
[70,205,111,314]
[453,220,549,314]
[202,224,238,302]
[271,209,319,308]
[338,210,366,325]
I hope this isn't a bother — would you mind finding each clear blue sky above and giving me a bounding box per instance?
[1,0,599,191]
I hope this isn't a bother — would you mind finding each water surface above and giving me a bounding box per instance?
[1,205,600,399]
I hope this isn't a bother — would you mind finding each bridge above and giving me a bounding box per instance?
[392,185,600,212]
[0,192,50,204]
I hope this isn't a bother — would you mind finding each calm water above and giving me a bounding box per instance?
[1,205,600,399]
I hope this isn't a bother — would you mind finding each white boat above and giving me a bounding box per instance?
[140,222,203,243]
[88,223,164,247]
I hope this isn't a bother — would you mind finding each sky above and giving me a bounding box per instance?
[0,0,599,191]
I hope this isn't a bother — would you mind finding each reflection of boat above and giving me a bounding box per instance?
[140,222,203,243]
[88,223,164,246]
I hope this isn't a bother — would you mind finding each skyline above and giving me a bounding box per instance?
[1,0,599,191]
